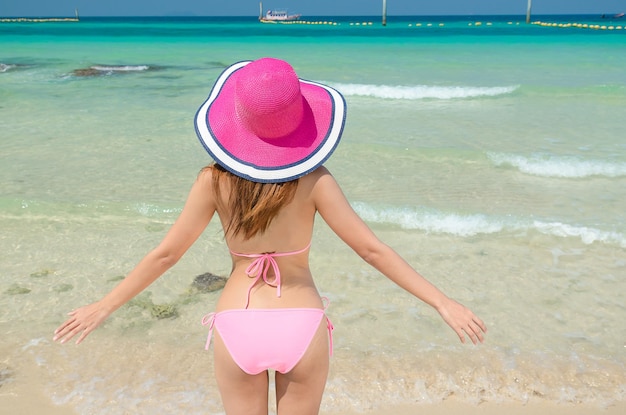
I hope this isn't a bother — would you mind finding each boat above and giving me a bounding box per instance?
[259,2,301,23]
[601,12,625,19]
[260,10,301,22]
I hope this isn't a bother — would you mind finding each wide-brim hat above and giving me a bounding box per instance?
[194,58,346,183]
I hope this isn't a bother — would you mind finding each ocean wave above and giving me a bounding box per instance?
[352,202,626,247]
[131,202,181,217]
[0,199,180,223]
[532,221,626,246]
[353,202,506,237]
[331,82,518,100]
[487,152,626,178]
[0,63,17,73]
[90,65,151,72]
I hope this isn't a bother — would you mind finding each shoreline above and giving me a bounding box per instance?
[3,337,623,415]
[333,400,626,415]
[2,390,624,415]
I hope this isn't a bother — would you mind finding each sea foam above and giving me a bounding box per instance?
[532,221,626,247]
[91,65,151,72]
[353,202,506,237]
[487,152,626,178]
[0,63,16,73]
[352,201,626,247]
[332,82,518,100]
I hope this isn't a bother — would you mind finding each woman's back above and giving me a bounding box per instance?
[214,167,325,311]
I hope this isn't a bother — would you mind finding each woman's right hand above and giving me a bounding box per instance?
[53,301,112,345]
[435,297,487,345]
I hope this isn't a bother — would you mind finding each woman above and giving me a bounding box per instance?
[54,58,486,415]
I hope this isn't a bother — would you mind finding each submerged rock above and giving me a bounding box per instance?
[129,292,179,320]
[121,271,227,320]
[30,269,53,278]
[72,67,102,77]
[206,61,228,69]
[53,283,73,293]
[150,304,179,319]
[5,284,30,295]
[191,272,227,293]
[0,365,14,388]
[144,223,166,232]
[71,64,159,77]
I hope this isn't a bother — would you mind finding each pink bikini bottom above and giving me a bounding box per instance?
[202,308,334,375]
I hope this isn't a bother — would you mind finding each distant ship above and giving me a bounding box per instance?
[601,12,625,19]
[259,2,301,23]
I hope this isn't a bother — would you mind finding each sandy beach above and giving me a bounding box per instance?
[338,401,626,415]
[2,339,624,415]
[3,335,623,415]
[3,385,625,415]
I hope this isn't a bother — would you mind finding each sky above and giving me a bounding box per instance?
[1,1,625,17]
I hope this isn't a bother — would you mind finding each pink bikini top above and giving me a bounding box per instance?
[230,242,311,309]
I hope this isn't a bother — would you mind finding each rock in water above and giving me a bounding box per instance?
[150,304,179,319]
[191,272,227,293]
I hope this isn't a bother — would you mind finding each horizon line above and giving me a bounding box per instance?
[1,12,620,18]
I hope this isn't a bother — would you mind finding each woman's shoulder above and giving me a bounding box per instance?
[298,166,345,206]
[190,166,219,201]
[301,166,334,184]
[297,166,331,193]
[197,165,215,180]
[307,166,343,189]
[196,165,219,190]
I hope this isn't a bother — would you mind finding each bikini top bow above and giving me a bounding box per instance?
[230,242,311,309]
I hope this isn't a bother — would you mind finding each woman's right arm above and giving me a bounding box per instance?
[53,169,217,344]
[311,167,486,344]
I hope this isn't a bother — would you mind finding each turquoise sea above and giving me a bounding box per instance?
[1,15,625,414]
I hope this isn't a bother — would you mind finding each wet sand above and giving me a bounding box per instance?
[3,391,624,415]
[336,401,626,415]
[1,355,624,415]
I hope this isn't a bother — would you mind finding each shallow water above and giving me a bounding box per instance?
[1,15,625,413]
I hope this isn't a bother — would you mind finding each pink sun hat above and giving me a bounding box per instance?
[194,58,346,183]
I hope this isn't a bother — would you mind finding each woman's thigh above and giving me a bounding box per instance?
[213,333,270,415]
[275,320,330,415]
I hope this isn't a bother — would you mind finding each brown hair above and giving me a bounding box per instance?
[207,164,298,239]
